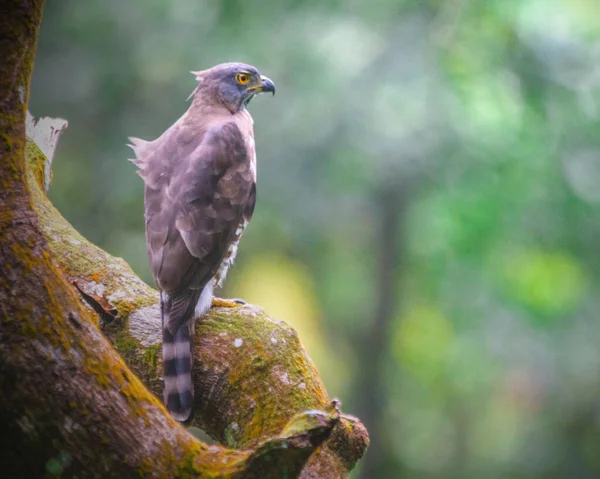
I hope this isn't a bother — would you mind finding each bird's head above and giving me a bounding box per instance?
[190,62,275,113]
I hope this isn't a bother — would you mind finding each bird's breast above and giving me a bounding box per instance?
[246,136,257,181]
[213,218,249,287]
[236,109,257,181]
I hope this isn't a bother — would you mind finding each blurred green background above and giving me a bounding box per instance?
[31,1,600,477]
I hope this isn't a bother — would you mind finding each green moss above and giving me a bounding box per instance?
[112,293,157,318]
[14,139,363,476]
[142,344,160,374]
[25,140,47,191]
[24,138,158,325]
[193,307,330,450]
[161,436,249,479]
[83,355,111,388]
[114,328,140,359]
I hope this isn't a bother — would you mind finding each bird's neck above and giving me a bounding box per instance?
[188,94,251,120]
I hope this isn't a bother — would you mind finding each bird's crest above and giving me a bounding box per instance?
[190,70,208,82]
[187,70,207,101]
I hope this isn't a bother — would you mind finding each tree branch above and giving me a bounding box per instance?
[0,2,368,477]
[24,132,368,476]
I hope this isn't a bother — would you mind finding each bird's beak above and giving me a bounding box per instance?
[259,75,275,95]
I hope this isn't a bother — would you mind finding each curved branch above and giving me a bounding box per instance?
[25,134,368,476]
[0,2,368,477]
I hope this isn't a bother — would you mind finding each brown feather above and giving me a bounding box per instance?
[130,62,264,422]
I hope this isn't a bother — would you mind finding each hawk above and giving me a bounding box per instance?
[128,63,275,421]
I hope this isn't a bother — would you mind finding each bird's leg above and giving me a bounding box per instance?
[211,297,247,308]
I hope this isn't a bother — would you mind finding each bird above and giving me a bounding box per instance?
[128,63,275,422]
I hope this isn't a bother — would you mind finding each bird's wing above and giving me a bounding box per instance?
[139,121,255,334]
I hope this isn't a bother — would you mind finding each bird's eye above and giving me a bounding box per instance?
[236,73,250,85]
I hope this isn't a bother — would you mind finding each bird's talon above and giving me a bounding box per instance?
[211,297,241,308]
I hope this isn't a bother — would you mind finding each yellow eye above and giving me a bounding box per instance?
[236,72,250,85]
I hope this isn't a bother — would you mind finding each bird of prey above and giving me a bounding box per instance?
[128,63,275,421]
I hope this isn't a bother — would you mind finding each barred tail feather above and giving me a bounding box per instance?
[161,295,194,422]
[163,324,193,422]
[161,284,213,422]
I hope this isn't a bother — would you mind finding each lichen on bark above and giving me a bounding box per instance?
[0,2,368,476]
[18,138,369,477]
[26,134,369,475]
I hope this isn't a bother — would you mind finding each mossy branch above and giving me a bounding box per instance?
[1,2,368,477]
[24,131,368,477]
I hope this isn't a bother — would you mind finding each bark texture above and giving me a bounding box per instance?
[0,2,369,477]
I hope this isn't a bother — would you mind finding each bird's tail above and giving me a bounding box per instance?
[161,293,195,422]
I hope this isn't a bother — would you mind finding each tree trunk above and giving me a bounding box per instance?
[356,181,407,478]
[0,2,368,477]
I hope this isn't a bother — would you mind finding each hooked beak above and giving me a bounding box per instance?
[243,74,276,106]
[259,75,275,95]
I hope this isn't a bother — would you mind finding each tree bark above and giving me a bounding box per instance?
[0,2,368,478]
